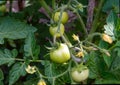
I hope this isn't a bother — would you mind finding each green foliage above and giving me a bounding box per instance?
[0,17,37,44]
[0,49,17,66]
[0,0,119,85]
[104,11,117,40]
[103,0,119,13]
[0,69,4,85]
[9,63,26,85]
[24,33,40,60]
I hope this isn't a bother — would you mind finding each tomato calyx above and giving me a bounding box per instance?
[71,64,88,73]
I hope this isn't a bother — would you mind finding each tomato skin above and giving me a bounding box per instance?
[49,24,64,38]
[50,43,70,63]
[53,12,69,24]
[71,67,89,82]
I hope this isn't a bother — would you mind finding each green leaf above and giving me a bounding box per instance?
[102,0,119,13]
[95,79,120,84]
[102,54,112,68]
[110,55,120,71]
[113,41,120,57]
[0,49,17,66]
[0,69,4,80]
[99,40,109,49]
[114,47,120,57]
[86,51,99,79]
[24,78,38,85]
[104,11,117,40]
[9,62,26,85]
[0,17,37,44]
[24,33,40,60]
[114,19,120,38]
[41,60,56,84]
[0,81,3,85]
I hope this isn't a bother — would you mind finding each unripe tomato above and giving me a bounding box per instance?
[0,5,6,12]
[50,43,70,63]
[49,24,64,38]
[53,11,69,24]
[71,66,89,82]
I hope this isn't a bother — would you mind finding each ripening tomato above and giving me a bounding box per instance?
[53,11,69,24]
[50,43,70,63]
[49,24,64,38]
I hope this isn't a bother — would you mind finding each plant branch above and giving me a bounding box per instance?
[89,0,105,34]
[52,0,55,10]
[69,6,88,36]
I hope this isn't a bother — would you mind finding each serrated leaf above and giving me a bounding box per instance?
[0,69,4,80]
[0,17,37,44]
[41,61,55,84]
[9,63,26,85]
[104,11,117,40]
[0,49,17,66]
[102,54,112,68]
[24,33,40,60]
[110,54,120,71]
[86,51,99,79]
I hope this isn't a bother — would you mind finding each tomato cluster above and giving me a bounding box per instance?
[49,11,70,63]
[49,11,69,38]
[48,11,89,83]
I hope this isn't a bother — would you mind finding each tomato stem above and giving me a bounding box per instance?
[89,0,105,34]
[52,0,56,10]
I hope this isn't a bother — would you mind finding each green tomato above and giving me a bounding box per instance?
[49,24,64,38]
[53,11,69,24]
[71,66,89,82]
[0,5,6,12]
[50,43,70,63]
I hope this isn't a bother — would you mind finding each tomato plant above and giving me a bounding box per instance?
[0,0,120,85]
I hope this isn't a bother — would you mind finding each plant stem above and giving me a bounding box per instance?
[76,12,88,36]
[84,32,101,41]
[69,6,88,36]
[52,0,55,10]
[39,0,51,17]
[89,0,105,34]
[15,58,24,61]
